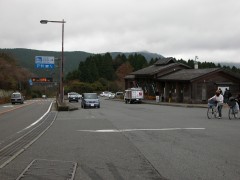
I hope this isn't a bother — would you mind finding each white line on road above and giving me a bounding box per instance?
[2,105,14,108]
[77,128,206,133]
[17,102,53,133]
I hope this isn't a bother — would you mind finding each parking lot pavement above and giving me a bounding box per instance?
[144,100,234,110]
[108,98,209,108]
[142,100,208,108]
[64,97,232,110]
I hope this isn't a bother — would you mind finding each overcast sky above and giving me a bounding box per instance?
[1,0,240,63]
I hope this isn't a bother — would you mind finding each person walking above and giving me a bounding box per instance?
[223,88,229,103]
[209,90,224,119]
[168,91,172,103]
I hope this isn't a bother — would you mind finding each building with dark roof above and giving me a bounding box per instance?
[125,58,240,103]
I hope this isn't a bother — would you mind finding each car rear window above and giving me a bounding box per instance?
[11,93,21,98]
[84,94,98,99]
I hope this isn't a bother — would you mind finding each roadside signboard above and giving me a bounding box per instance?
[35,56,55,69]
[31,77,53,82]
[30,77,55,86]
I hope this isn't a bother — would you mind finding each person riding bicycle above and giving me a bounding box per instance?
[228,95,240,118]
[208,90,224,119]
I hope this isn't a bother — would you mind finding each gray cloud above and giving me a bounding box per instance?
[1,0,240,63]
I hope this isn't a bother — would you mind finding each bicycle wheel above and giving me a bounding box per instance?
[207,107,214,119]
[228,108,235,120]
[214,110,218,118]
[235,111,239,119]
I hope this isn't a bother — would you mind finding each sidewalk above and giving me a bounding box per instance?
[109,98,209,108]
[63,98,226,111]
[142,100,233,110]
[142,100,208,108]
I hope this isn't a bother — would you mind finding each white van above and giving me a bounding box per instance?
[11,92,24,104]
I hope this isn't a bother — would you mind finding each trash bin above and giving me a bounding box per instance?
[156,96,160,103]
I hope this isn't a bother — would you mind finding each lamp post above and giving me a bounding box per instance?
[40,19,66,103]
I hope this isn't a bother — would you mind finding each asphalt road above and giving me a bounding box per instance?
[0,98,239,180]
[0,100,52,142]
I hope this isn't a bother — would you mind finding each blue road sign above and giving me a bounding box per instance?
[35,64,54,69]
[29,79,33,86]
[35,56,55,69]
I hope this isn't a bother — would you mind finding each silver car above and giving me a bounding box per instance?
[81,93,100,108]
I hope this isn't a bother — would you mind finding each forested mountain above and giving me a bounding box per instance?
[65,53,149,92]
[0,48,164,75]
[1,48,239,94]
[0,48,91,75]
[65,54,240,93]
[110,51,164,61]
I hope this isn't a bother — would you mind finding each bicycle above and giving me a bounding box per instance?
[227,98,239,120]
[207,99,218,119]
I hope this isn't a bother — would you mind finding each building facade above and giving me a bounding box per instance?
[125,58,240,103]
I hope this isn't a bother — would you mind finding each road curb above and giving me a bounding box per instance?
[142,101,208,108]
[108,98,208,108]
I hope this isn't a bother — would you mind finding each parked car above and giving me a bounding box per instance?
[115,92,124,99]
[74,93,82,99]
[11,92,24,104]
[108,93,116,99]
[81,93,100,108]
[100,91,111,97]
[68,92,79,102]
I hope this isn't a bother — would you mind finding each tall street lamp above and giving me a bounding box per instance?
[40,19,66,103]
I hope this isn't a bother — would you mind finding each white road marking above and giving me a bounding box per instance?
[17,102,53,133]
[77,128,205,133]
[2,105,14,108]
[0,101,36,115]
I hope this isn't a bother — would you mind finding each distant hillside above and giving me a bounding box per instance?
[110,51,164,61]
[218,62,240,68]
[0,48,164,75]
[0,48,91,75]
[0,53,32,91]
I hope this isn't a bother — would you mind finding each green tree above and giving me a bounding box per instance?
[231,66,239,73]
[96,53,115,81]
[113,54,127,70]
[78,61,91,82]
[149,58,158,65]
[128,53,148,71]
[66,70,80,81]
[84,56,99,82]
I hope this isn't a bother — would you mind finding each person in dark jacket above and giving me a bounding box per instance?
[223,88,232,103]
[237,94,240,106]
